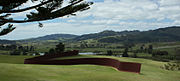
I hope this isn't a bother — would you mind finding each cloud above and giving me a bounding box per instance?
[87,0,158,20]
[91,0,178,20]
[159,0,180,6]
[1,0,180,40]
[74,0,180,26]
[0,22,106,40]
[10,0,40,19]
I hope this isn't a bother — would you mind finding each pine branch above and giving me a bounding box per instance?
[0,0,89,23]
[0,0,54,13]
[0,0,93,36]
[0,24,16,36]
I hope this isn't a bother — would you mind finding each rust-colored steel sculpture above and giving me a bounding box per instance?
[24,50,141,73]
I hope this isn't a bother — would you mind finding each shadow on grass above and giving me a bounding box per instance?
[0,55,34,64]
[0,55,97,64]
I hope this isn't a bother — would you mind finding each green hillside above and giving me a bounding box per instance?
[0,55,180,81]
[17,34,78,43]
[0,39,16,44]
[98,26,180,43]
[10,26,180,44]
[73,30,140,41]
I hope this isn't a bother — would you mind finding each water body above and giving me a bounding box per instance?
[32,53,45,56]
[79,52,98,55]
[33,52,99,55]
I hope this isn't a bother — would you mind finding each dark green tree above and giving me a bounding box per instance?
[10,50,21,55]
[148,45,153,54]
[22,50,28,55]
[55,42,65,53]
[18,46,24,50]
[132,50,137,58]
[175,49,180,61]
[107,50,113,56]
[0,0,93,36]
[122,48,129,57]
[30,46,35,51]
[80,43,86,48]
[10,44,17,50]
[140,44,144,53]
[49,48,55,54]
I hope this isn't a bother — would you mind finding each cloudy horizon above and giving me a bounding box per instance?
[0,0,180,40]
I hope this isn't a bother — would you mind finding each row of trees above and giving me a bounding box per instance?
[68,41,135,49]
[0,44,35,55]
[105,44,173,59]
[0,44,34,51]
[10,45,35,55]
[137,44,153,54]
[5,42,66,56]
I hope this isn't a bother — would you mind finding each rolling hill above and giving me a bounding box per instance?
[73,30,140,41]
[14,26,180,43]
[0,39,16,44]
[17,34,78,42]
[98,26,180,43]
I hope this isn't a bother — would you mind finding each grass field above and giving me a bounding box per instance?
[0,55,180,81]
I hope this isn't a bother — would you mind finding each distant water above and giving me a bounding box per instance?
[32,52,98,55]
[79,52,97,55]
[32,53,44,56]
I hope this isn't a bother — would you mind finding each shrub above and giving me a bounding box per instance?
[55,42,65,53]
[49,48,55,54]
[10,50,21,55]
[152,50,168,56]
[175,49,180,61]
[161,62,180,71]
[107,50,113,56]
[22,51,28,55]
[122,48,129,57]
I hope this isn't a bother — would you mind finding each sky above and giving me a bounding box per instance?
[0,0,180,40]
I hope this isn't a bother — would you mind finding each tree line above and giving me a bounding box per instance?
[0,44,35,55]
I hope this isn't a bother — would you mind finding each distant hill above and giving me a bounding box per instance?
[16,26,180,43]
[97,26,180,43]
[0,40,16,44]
[18,34,78,42]
[73,30,140,41]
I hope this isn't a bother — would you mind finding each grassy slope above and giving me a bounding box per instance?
[0,55,180,81]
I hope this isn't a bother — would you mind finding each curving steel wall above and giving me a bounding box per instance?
[24,50,141,73]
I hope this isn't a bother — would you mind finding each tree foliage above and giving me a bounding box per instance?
[55,42,65,53]
[0,0,93,36]
[49,48,55,54]
[122,47,129,57]
[107,50,113,56]
[175,49,180,61]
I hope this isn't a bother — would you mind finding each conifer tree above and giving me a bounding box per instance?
[55,42,65,53]
[0,0,93,36]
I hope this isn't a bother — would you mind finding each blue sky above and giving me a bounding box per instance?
[0,0,180,40]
